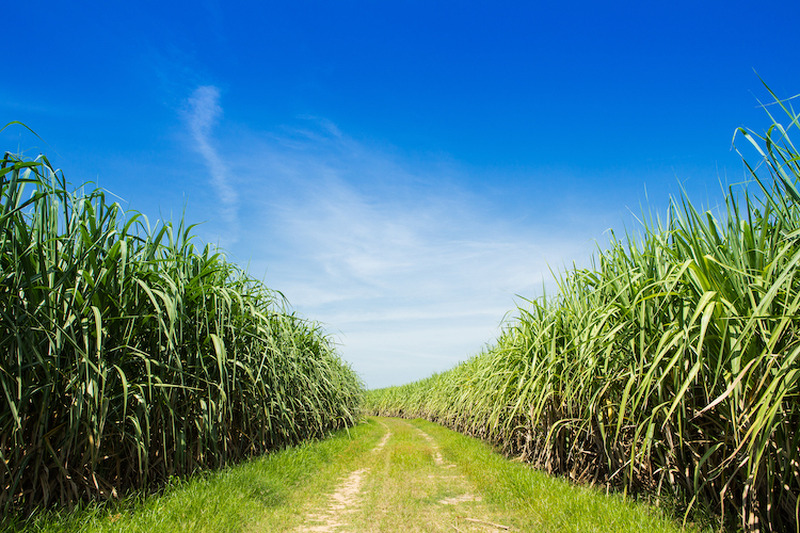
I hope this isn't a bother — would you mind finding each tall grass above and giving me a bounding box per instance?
[365,88,800,532]
[0,142,363,514]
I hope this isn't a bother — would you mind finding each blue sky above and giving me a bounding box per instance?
[4,1,800,388]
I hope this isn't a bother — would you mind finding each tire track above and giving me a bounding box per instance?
[295,418,507,532]
[410,424,482,508]
[296,420,392,532]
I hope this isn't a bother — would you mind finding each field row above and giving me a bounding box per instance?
[0,148,363,513]
[366,93,800,532]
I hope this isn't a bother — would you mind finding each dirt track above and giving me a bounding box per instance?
[294,417,510,532]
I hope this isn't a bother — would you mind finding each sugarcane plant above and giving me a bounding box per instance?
[365,87,800,532]
[0,140,363,514]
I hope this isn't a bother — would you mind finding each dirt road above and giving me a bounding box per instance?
[293,417,511,532]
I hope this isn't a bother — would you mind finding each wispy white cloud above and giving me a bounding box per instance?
[204,118,604,388]
[184,85,239,238]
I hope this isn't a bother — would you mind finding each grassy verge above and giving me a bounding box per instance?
[2,421,382,533]
[347,417,693,532]
[408,418,707,533]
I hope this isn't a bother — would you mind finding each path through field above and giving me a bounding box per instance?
[293,417,512,532]
[30,415,688,532]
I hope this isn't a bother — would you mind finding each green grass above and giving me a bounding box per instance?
[0,137,363,515]
[351,417,695,533]
[5,417,698,533]
[410,418,706,533]
[365,85,800,532]
[2,421,381,533]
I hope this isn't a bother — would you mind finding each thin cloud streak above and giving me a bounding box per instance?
[211,119,603,388]
[184,85,238,236]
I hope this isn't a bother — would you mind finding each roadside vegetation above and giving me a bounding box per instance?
[407,417,701,533]
[2,419,379,533]
[5,417,696,532]
[0,138,363,517]
[365,87,800,532]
